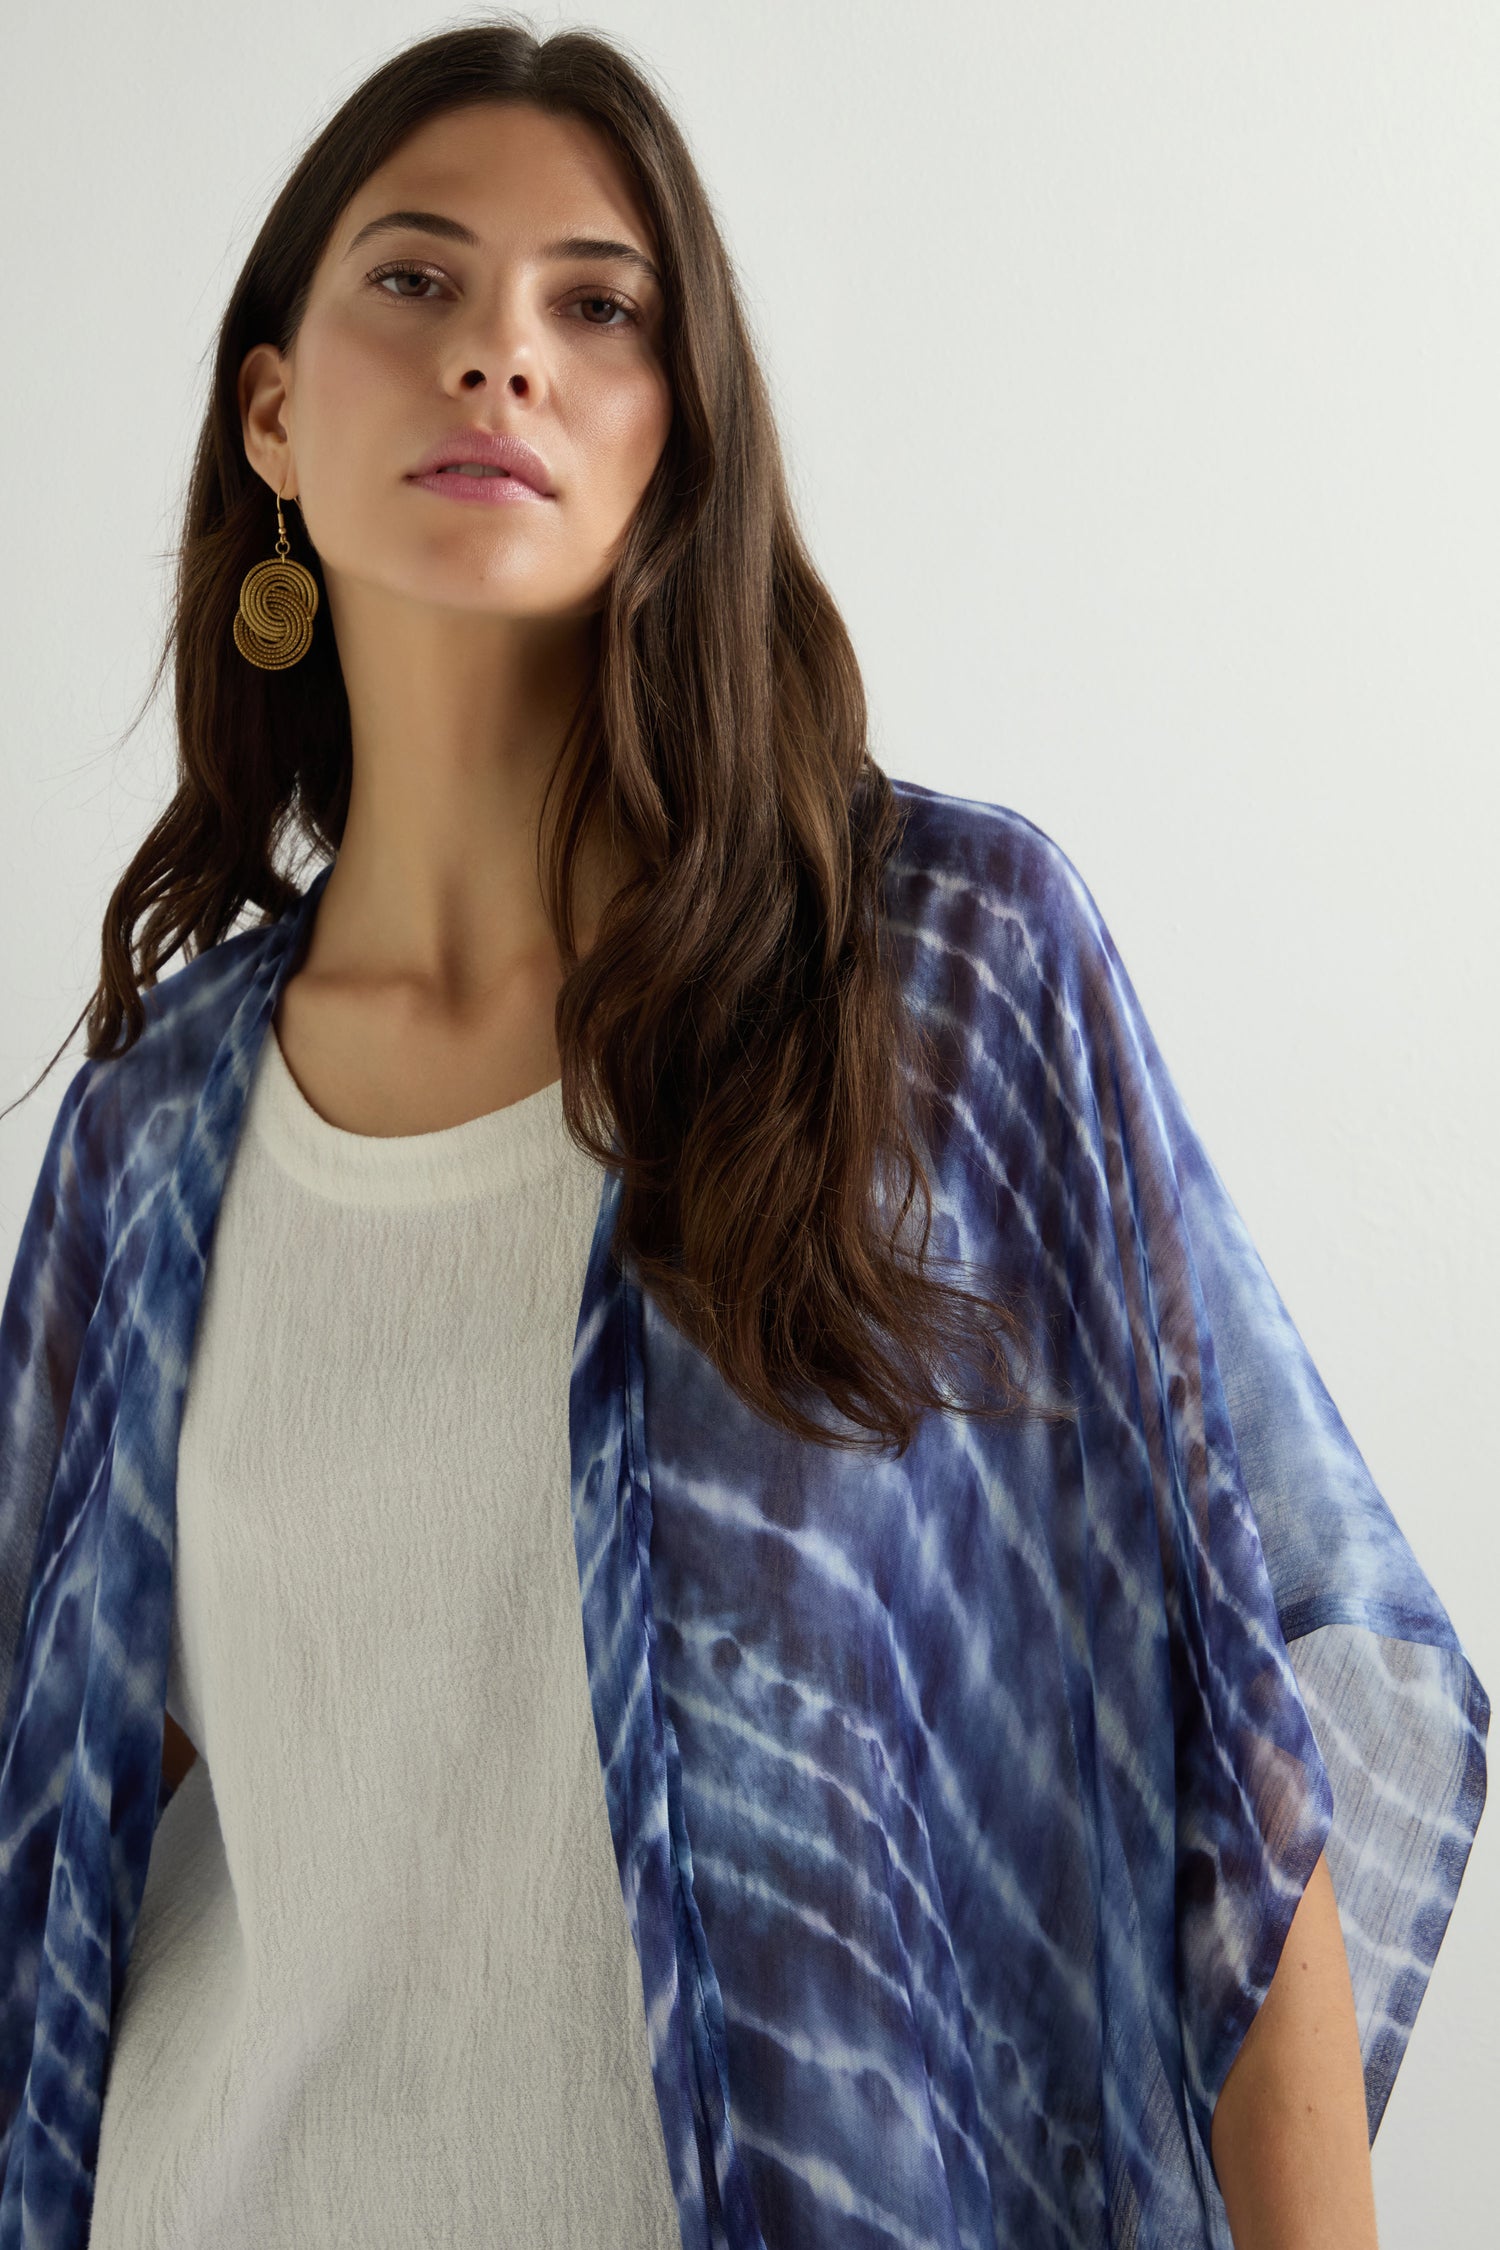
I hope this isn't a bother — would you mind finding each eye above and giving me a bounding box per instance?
[366,261,448,301]
[364,263,642,329]
[565,288,641,329]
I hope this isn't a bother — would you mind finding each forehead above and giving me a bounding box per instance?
[338,101,655,252]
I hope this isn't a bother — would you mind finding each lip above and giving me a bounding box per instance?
[406,426,556,496]
[409,468,552,506]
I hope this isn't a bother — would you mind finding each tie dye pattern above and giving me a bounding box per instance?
[0,776,1487,2248]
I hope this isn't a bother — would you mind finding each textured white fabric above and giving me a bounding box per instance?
[88,1021,681,2248]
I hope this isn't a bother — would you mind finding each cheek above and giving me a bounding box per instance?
[295,313,414,456]
[584,360,673,513]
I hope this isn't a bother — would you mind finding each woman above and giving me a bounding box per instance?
[0,20,1486,2250]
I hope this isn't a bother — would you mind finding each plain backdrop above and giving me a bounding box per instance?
[1,4,1495,2240]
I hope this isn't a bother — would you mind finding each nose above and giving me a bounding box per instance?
[460,368,533,397]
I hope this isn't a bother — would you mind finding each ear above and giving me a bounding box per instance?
[238,340,298,501]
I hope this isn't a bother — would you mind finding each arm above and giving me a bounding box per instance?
[1210,1850,1380,2250]
[161,1709,200,1790]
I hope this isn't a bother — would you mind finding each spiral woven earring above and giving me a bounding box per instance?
[233,484,319,669]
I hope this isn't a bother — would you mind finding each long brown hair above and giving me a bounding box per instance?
[5,16,1075,1457]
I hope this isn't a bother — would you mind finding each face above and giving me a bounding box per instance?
[238,100,673,626]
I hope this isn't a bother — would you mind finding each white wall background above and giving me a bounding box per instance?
[1,4,1494,2238]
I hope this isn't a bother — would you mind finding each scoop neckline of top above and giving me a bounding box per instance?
[267,1016,564,1137]
[247,1014,578,1210]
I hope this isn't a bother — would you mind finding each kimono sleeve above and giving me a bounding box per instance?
[0,1058,105,1762]
[1062,859,1490,2192]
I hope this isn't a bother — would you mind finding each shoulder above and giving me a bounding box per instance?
[884,771,1119,1008]
[63,911,292,1220]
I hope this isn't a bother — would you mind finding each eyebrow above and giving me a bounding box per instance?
[343,209,662,288]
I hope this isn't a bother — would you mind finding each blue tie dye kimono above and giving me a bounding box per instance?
[0,775,1487,2250]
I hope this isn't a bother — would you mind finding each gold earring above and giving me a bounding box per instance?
[233,484,319,669]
